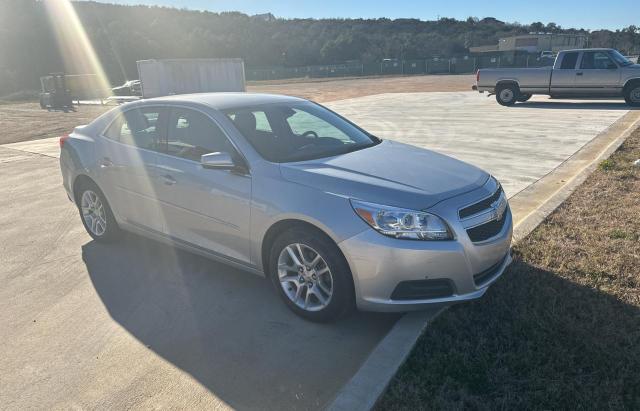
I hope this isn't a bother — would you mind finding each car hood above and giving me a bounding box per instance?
[279,140,489,210]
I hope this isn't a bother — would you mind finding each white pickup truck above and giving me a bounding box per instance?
[473,48,640,107]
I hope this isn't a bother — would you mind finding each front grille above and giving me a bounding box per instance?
[390,279,454,300]
[473,254,508,286]
[459,186,503,219]
[466,213,507,242]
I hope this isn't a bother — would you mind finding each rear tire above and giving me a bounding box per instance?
[268,227,354,322]
[624,84,640,107]
[76,180,120,242]
[496,84,519,106]
[517,93,532,102]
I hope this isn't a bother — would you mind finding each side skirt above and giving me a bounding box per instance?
[120,220,266,277]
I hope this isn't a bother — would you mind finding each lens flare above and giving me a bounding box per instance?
[43,0,111,94]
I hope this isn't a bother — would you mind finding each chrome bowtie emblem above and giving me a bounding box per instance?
[490,196,507,221]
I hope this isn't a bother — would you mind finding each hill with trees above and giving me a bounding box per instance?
[0,0,638,95]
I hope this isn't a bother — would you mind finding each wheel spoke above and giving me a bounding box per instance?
[295,244,308,265]
[295,283,305,303]
[93,216,99,234]
[317,280,331,296]
[278,262,297,274]
[309,253,321,268]
[304,288,312,308]
[286,246,302,267]
[279,274,299,285]
[316,266,329,276]
[310,288,327,306]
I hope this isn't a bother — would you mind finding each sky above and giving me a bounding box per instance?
[80,0,639,30]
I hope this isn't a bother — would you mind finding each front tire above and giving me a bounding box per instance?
[268,227,354,322]
[624,84,640,107]
[496,84,519,106]
[76,181,120,242]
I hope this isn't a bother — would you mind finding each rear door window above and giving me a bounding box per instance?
[104,108,164,152]
[559,52,579,69]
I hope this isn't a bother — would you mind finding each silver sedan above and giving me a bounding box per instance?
[60,93,512,322]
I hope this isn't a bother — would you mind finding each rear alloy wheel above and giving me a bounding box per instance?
[624,84,640,107]
[77,182,120,242]
[517,93,532,102]
[269,228,354,322]
[496,84,518,106]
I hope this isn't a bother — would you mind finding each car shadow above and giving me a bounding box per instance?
[513,100,634,110]
[81,232,399,410]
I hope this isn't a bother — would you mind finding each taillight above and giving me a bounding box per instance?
[476,70,480,82]
[59,134,70,148]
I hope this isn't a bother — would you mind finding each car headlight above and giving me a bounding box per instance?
[350,199,453,240]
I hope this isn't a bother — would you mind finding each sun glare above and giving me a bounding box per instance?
[43,0,111,93]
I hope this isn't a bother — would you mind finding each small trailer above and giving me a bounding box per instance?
[137,58,246,99]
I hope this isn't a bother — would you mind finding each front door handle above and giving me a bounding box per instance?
[100,157,113,168]
[161,174,177,186]
[576,72,584,76]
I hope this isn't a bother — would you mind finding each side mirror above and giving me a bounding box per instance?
[201,152,235,170]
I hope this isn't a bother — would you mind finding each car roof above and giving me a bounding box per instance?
[138,92,308,110]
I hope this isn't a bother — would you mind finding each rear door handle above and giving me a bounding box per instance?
[100,157,113,168]
[161,174,177,186]
[576,72,583,76]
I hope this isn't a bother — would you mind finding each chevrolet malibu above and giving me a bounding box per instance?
[60,93,512,322]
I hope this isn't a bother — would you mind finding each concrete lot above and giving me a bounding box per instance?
[326,92,630,197]
[0,148,398,410]
[0,92,631,410]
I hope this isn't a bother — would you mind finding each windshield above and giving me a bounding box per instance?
[610,50,634,66]
[224,102,379,162]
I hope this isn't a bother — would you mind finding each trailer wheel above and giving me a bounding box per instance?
[496,84,518,106]
[517,93,532,102]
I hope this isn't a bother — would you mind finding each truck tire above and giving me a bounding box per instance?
[496,84,518,106]
[624,83,640,107]
[517,93,532,102]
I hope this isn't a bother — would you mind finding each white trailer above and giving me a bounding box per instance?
[137,58,246,99]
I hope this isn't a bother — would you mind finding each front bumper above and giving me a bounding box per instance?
[338,178,513,312]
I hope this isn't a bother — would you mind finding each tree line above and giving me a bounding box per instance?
[0,0,638,96]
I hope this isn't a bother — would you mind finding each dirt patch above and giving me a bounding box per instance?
[247,74,474,102]
[0,75,472,145]
[0,103,111,145]
[378,127,640,409]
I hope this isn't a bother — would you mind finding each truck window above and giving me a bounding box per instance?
[580,52,617,70]
[559,52,579,69]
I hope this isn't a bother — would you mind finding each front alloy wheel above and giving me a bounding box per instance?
[277,243,334,311]
[269,228,354,322]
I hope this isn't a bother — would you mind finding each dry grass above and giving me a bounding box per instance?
[378,128,640,410]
